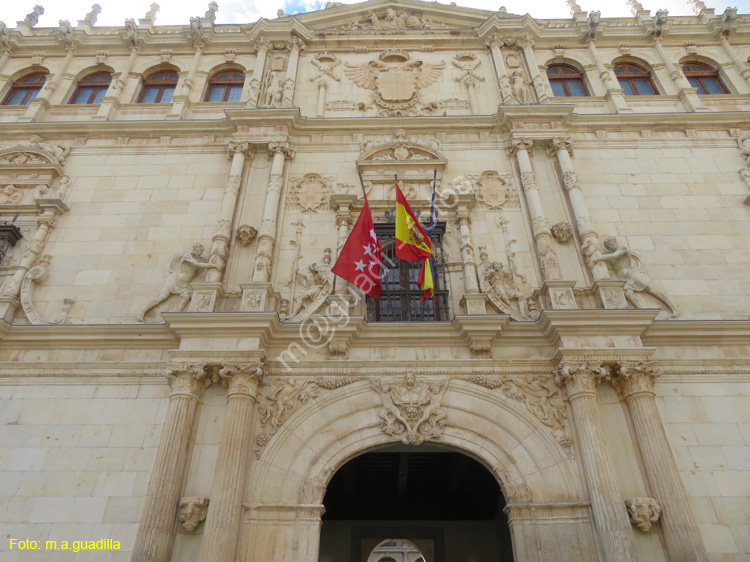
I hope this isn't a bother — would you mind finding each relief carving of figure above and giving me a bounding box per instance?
[509,69,530,104]
[2,135,71,164]
[287,248,334,322]
[592,236,680,318]
[178,497,209,534]
[137,243,217,322]
[263,71,283,108]
[478,253,528,320]
[451,175,474,194]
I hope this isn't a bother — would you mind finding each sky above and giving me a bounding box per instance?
[0,0,743,28]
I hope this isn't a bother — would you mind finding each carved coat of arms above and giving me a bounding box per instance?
[344,49,445,116]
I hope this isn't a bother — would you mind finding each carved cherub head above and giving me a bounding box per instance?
[625,498,661,532]
[491,260,504,271]
[178,497,209,533]
[191,243,205,258]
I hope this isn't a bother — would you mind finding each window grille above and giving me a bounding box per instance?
[366,222,449,322]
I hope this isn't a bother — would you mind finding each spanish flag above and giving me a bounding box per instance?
[395,184,434,303]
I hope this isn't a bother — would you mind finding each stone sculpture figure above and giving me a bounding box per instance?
[25,6,45,27]
[509,70,530,104]
[137,243,217,322]
[263,71,283,107]
[592,236,680,318]
[288,249,334,321]
[481,260,527,318]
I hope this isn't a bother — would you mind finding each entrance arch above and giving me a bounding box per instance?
[241,377,596,561]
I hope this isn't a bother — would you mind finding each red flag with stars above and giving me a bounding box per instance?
[331,194,382,299]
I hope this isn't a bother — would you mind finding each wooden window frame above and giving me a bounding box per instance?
[546,64,589,97]
[681,62,729,95]
[204,70,245,102]
[614,63,658,95]
[69,71,112,104]
[137,70,179,104]
[366,222,450,323]
[2,73,47,106]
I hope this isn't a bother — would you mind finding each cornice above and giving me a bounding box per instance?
[538,309,660,343]
[0,321,177,349]
[642,319,750,346]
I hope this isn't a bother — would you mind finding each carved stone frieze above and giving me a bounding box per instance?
[361,128,441,161]
[334,9,448,30]
[344,49,445,116]
[625,498,661,532]
[287,173,335,213]
[255,377,357,458]
[20,255,75,325]
[178,497,209,533]
[371,373,448,445]
[0,136,70,166]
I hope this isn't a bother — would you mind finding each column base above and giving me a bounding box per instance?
[0,296,19,323]
[539,280,577,310]
[460,293,488,315]
[239,283,273,312]
[189,283,224,312]
[592,279,628,310]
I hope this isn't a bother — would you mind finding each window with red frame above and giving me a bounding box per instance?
[547,65,588,97]
[3,73,47,105]
[614,63,658,95]
[205,70,244,102]
[138,70,179,103]
[682,62,729,95]
[70,72,112,104]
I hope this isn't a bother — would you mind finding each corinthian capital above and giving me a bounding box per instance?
[166,362,210,398]
[507,138,533,156]
[290,35,307,52]
[546,137,573,157]
[227,141,254,160]
[219,361,265,399]
[611,360,661,400]
[268,141,295,160]
[554,360,610,399]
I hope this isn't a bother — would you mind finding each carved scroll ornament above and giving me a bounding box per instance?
[20,255,75,325]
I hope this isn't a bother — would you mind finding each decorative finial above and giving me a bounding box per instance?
[83,4,101,25]
[626,0,645,16]
[205,2,218,22]
[24,5,45,27]
[144,3,160,24]
[565,0,582,16]
[687,0,708,15]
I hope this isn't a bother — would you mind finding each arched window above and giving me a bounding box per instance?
[3,73,47,105]
[205,70,244,102]
[70,72,112,104]
[682,62,728,94]
[614,63,657,95]
[138,70,179,103]
[547,65,588,97]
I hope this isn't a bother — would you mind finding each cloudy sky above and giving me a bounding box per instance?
[0,0,740,28]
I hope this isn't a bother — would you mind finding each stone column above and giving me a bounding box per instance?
[519,36,549,104]
[94,48,138,121]
[719,36,750,85]
[586,41,630,113]
[612,361,709,562]
[190,142,255,311]
[315,78,328,117]
[21,49,75,122]
[168,47,203,119]
[485,34,514,105]
[199,362,264,562]
[508,139,561,281]
[554,361,639,562]
[456,194,486,315]
[131,363,210,562]
[251,142,294,285]
[653,39,706,112]
[247,40,269,108]
[331,194,356,295]
[282,36,305,107]
[0,49,13,94]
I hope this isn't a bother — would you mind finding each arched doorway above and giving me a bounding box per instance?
[318,444,513,562]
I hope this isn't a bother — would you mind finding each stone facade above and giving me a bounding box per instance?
[0,1,749,561]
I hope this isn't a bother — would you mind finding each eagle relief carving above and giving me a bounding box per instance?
[344,49,445,116]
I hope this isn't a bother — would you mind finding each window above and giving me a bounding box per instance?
[366,222,449,322]
[205,70,244,102]
[614,63,657,95]
[682,62,729,95]
[546,65,588,97]
[3,73,47,105]
[70,72,112,104]
[138,70,178,103]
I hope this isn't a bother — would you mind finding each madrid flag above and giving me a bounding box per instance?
[331,195,382,299]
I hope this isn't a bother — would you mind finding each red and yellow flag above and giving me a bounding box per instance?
[395,184,434,302]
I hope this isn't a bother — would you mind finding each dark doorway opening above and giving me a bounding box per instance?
[318,444,513,562]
